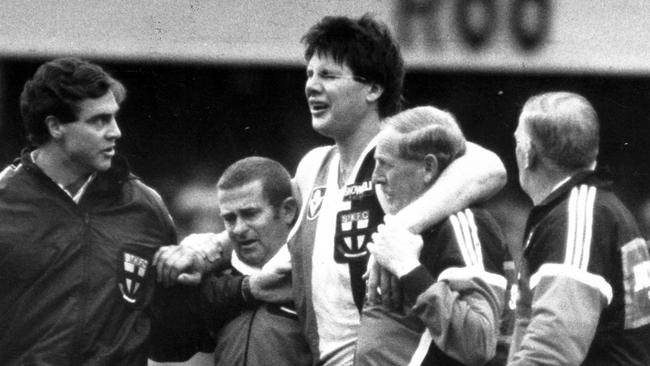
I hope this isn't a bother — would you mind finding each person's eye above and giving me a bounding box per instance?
[89,115,111,125]
[222,214,236,225]
[319,70,337,80]
[241,209,260,220]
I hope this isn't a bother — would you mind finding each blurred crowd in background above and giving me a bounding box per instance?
[2,60,650,255]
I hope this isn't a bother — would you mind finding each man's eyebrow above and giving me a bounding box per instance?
[87,112,115,121]
[239,206,260,213]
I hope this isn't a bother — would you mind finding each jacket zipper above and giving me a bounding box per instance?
[243,309,257,366]
[70,212,91,364]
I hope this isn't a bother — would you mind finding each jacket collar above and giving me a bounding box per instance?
[525,169,612,238]
[20,147,133,197]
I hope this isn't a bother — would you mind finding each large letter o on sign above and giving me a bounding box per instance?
[511,0,551,51]
[456,0,497,50]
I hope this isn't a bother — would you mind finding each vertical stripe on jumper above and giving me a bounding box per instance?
[565,184,596,271]
[449,209,484,268]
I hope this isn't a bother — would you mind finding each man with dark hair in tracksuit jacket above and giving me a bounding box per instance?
[509,91,650,365]
[0,57,207,366]
[154,156,312,365]
[199,156,311,366]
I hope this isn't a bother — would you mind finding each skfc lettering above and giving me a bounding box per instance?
[341,211,369,224]
[124,253,148,268]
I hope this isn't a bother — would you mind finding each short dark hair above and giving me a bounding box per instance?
[217,156,293,210]
[20,57,126,146]
[387,106,466,173]
[520,92,599,170]
[302,14,404,117]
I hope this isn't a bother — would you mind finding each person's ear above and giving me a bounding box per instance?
[45,115,64,140]
[366,83,384,103]
[279,197,298,226]
[423,154,439,186]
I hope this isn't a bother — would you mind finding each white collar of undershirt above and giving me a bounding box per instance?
[231,251,262,275]
[66,174,96,204]
[30,150,96,204]
[550,175,573,195]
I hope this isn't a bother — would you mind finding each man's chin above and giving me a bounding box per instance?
[376,189,397,215]
[95,159,113,172]
[312,118,336,138]
[236,246,264,266]
[239,254,264,268]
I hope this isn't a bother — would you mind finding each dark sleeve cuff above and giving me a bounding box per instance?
[240,275,262,308]
[399,265,436,305]
[200,273,247,310]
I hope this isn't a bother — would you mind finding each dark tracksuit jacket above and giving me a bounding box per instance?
[509,171,650,365]
[0,150,206,366]
[200,264,311,366]
[355,208,507,366]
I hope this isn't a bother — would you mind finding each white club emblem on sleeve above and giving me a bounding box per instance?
[119,252,149,303]
[307,187,326,220]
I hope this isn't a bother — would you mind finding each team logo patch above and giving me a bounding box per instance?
[621,238,650,328]
[307,186,326,220]
[334,209,374,263]
[118,251,149,304]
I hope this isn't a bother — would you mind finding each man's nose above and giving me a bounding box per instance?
[231,217,249,236]
[305,74,322,96]
[106,117,122,140]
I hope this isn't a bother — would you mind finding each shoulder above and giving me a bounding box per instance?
[294,145,334,194]
[590,185,640,236]
[0,163,21,183]
[530,182,638,270]
[543,182,638,242]
[295,146,334,176]
[428,208,505,268]
[130,176,166,207]
[0,160,28,192]
[126,176,176,237]
[421,210,481,265]
[443,208,502,244]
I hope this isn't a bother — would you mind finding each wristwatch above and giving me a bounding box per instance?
[241,275,255,303]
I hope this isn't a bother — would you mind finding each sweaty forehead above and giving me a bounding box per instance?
[307,53,350,71]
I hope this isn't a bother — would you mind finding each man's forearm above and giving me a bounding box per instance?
[396,142,506,233]
[411,278,501,366]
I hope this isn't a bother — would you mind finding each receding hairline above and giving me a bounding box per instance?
[216,156,293,210]
[521,92,595,121]
[519,91,600,169]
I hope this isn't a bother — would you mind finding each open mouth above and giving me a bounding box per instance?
[309,100,329,115]
[101,147,115,156]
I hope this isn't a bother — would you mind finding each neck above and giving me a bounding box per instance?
[335,113,382,183]
[33,144,92,188]
[525,169,575,206]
